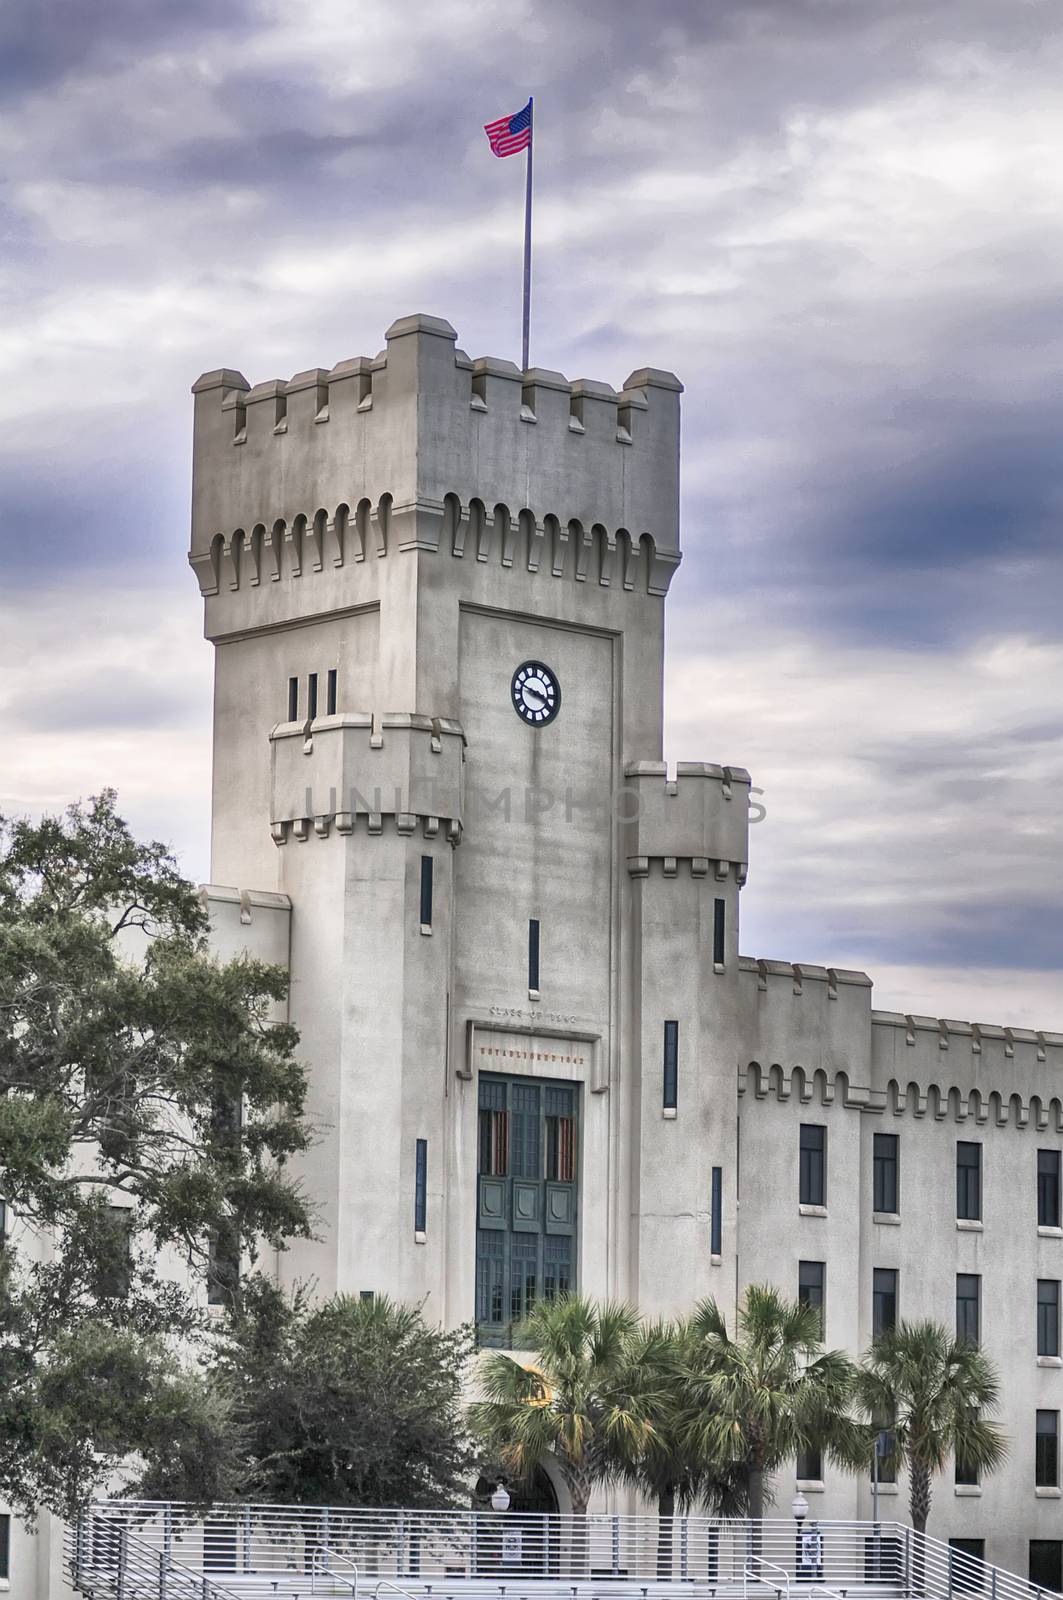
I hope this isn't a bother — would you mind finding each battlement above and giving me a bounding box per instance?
[622,760,751,874]
[269,711,465,845]
[736,957,1063,1121]
[191,315,682,594]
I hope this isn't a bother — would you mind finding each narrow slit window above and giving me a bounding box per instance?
[287,676,299,721]
[414,1138,427,1234]
[207,1220,240,1307]
[420,856,433,928]
[710,1166,722,1254]
[663,1020,679,1111]
[713,897,725,965]
[307,672,318,721]
[528,918,540,992]
[0,1514,8,1582]
[326,667,338,716]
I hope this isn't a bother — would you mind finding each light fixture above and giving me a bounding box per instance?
[491,1482,511,1512]
[791,1491,809,1524]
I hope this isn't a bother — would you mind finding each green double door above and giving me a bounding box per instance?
[475,1073,578,1347]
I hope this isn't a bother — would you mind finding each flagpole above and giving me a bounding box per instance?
[521,96,533,371]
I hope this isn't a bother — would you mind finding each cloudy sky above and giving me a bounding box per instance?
[1,0,1060,1028]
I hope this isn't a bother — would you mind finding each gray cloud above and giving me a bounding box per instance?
[1,0,1061,1024]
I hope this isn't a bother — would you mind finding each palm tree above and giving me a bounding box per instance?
[614,1319,748,1577]
[468,1295,659,1518]
[680,1286,863,1529]
[855,1320,1007,1536]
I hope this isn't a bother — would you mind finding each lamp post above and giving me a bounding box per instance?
[791,1493,809,1579]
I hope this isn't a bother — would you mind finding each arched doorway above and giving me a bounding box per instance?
[472,1469,561,1575]
[473,1466,558,1512]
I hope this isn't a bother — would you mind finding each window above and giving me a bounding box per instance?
[955,1416,980,1485]
[957,1141,982,1221]
[0,1513,8,1581]
[798,1260,825,1336]
[956,1273,981,1347]
[873,1424,897,1484]
[874,1132,899,1214]
[1038,1280,1060,1358]
[711,1166,723,1255]
[796,1445,822,1481]
[326,667,338,716]
[94,1206,133,1299]
[1040,1151,1061,1229]
[359,1289,375,1302]
[0,1197,7,1245]
[1037,1411,1060,1489]
[307,671,319,720]
[713,898,725,965]
[419,856,433,928]
[545,1098,577,1182]
[287,676,298,721]
[207,1221,240,1306]
[528,919,540,993]
[873,1268,898,1338]
[663,1021,679,1112]
[478,1087,509,1176]
[800,1125,826,1206]
[1030,1541,1063,1594]
[414,1139,428,1234]
[949,1540,985,1593]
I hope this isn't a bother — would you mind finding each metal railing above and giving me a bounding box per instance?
[65,1505,1053,1600]
[65,1515,247,1600]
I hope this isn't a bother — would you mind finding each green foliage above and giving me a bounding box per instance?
[181,1281,476,1507]
[0,792,314,1519]
[675,1286,864,1519]
[469,1295,662,1514]
[855,1319,1007,1532]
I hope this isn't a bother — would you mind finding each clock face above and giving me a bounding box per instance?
[511,660,561,726]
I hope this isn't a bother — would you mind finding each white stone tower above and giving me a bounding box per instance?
[190,314,749,1337]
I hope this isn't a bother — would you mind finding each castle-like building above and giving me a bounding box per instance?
[3,314,1061,1599]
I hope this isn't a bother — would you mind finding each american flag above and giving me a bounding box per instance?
[483,100,532,158]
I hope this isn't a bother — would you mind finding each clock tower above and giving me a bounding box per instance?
[190,313,749,1337]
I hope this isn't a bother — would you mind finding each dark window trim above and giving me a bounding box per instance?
[873,1131,900,1214]
[528,919,540,993]
[956,1272,981,1347]
[710,1165,722,1255]
[873,1267,898,1339]
[1039,1279,1061,1358]
[713,898,726,966]
[800,1124,826,1207]
[1036,1410,1060,1489]
[419,855,433,928]
[414,1138,428,1234]
[956,1140,982,1221]
[1039,1150,1061,1229]
[663,1020,679,1111]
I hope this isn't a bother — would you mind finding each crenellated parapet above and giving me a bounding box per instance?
[190,314,682,599]
[269,712,465,845]
[623,760,750,877]
[189,490,678,601]
[736,960,1063,1125]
